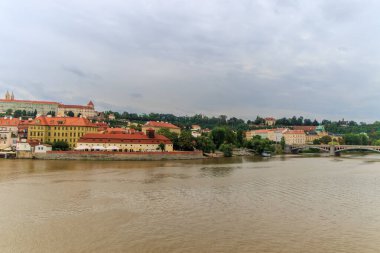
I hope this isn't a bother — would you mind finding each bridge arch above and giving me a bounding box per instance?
[334,147,380,154]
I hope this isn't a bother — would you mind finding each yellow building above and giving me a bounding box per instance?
[142,121,181,134]
[27,116,98,149]
[283,130,306,145]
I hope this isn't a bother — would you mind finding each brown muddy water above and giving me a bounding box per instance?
[1,155,380,253]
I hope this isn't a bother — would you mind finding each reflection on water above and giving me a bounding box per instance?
[1,156,380,252]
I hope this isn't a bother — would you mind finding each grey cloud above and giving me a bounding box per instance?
[0,0,380,121]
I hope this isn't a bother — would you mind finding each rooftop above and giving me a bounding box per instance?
[144,121,180,129]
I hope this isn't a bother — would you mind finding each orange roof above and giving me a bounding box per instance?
[293,126,317,131]
[106,128,127,134]
[284,130,305,135]
[253,129,272,134]
[0,99,58,105]
[144,121,180,129]
[265,117,276,121]
[78,132,172,144]
[0,117,20,126]
[29,116,97,127]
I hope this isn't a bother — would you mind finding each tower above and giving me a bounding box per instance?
[5,91,10,100]
[11,92,14,100]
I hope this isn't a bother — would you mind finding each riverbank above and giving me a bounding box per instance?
[32,150,205,161]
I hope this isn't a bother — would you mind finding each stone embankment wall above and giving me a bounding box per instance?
[34,151,204,161]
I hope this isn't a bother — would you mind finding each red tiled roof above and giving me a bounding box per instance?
[293,126,317,131]
[253,129,271,134]
[0,99,58,105]
[29,116,97,127]
[284,130,305,135]
[265,117,276,121]
[78,132,172,144]
[144,121,180,129]
[0,118,20,126]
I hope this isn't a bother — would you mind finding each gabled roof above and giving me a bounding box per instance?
[0,118,20,126]
[29,116,97,127]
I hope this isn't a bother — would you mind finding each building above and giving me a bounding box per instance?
[27,116,98,149]
[76,129,173,152]
[305,131,320,144]
[142,121,181,134]
[267,128,288,142]
[0,117,21,150]
[265,117,276,126]
[34,144,52,153]
[191,125,202,138]
[245,129,271,140]
[283,130,306,145]
[57,101,96,118]
[0,92,59,115]
[292,126,317,132]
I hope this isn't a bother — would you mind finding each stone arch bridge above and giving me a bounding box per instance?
[290,145,380,156]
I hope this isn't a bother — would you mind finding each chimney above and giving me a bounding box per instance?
[146,129,155,138]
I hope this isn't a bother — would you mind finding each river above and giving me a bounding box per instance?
[1,155,380,253]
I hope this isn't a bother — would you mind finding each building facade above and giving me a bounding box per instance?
[27,116,98,149]
[283,130,306,145]
[57,101,96,118]
[0,92,59,115]
[0,91,97,117]
[76,130,173,152]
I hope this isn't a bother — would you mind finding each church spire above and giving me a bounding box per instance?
[5,91,10,100]
[11,92,14,100]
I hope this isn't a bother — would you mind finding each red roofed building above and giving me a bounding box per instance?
[292,126,317,132]
[76,130,173,152]
[142,121,181,134]
[283,130,306,145]
[27,116,99,149]
[57,101,96,118]
[0,117,20,150]
[0,91,59,115]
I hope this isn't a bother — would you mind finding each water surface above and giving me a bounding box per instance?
[1,156,380,253]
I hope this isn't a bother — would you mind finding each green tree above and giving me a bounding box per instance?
[245,135,274,155]
[210,127,226,148]
[13,110,22,118]
[67,111,75,117]
[178,130,194,151]
[5,109,12,115]
[47,111,56,117]
[236,129,244,147]
[158,143,165,151]
[195,136,216,153]
[280,136,286,150]
[52,141,69,151]
[157,128,179,150]
[220,143,233,157]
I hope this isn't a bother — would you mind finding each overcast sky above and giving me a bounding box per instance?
[0,0,379,121]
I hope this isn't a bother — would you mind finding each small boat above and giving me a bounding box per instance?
[261,151,272,157]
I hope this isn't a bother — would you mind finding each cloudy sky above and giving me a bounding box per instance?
[0,0,379,121]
